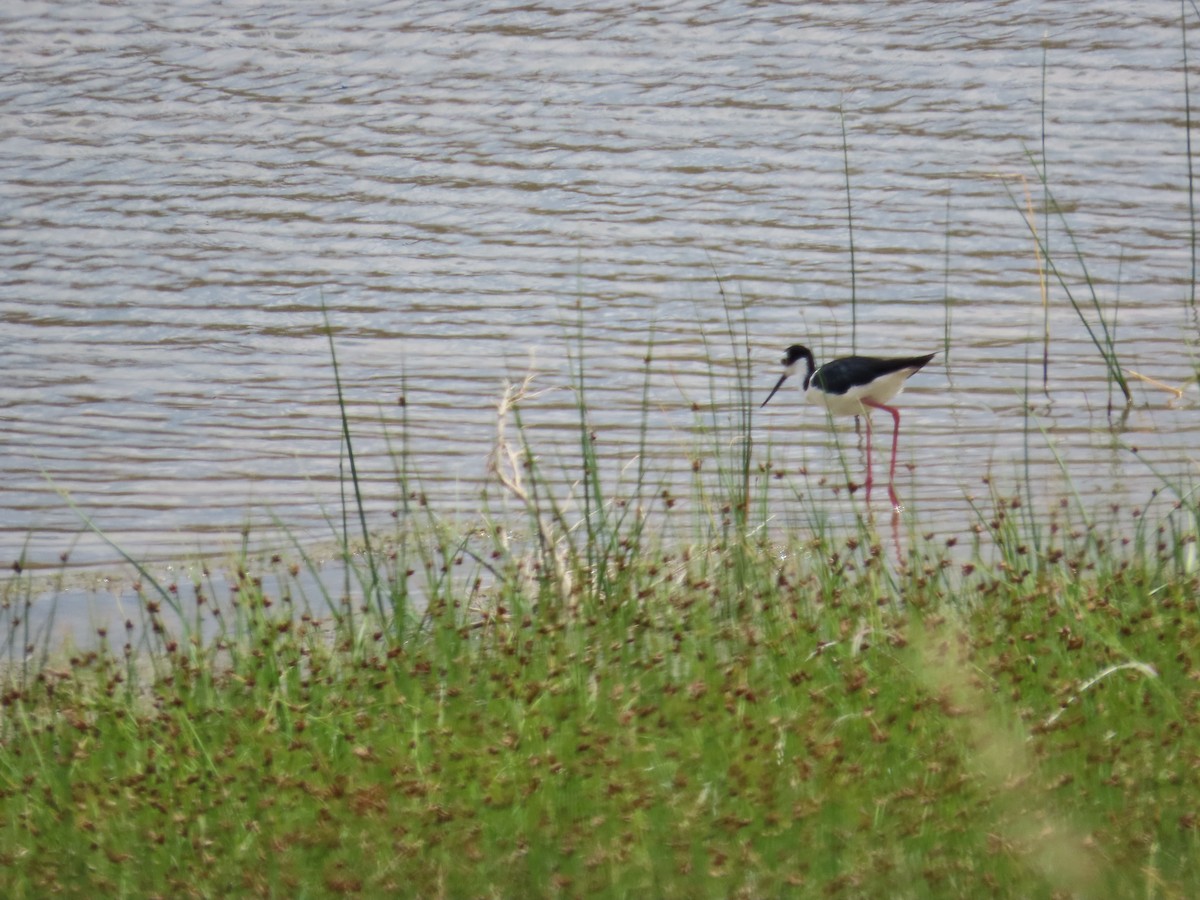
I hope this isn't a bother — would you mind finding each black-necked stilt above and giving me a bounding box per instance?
[761,344,935,508]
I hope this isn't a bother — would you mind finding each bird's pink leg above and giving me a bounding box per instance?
[863,399,902,508]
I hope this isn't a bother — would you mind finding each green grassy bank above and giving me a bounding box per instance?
[2,454,1198,898]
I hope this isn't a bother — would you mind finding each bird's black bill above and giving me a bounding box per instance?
[760,374,788,408]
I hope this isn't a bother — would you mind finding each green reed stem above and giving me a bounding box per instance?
[567,298,613,608]
[320,298,383,625]
[715,273,756,535]
[1040,37,1052,393]
[1020,347,1042,555]
[46,476,183,623]
[1005,165,1132,404]
[840,103,858,354]
[942,189,953,367]
[1184,0,1198,327]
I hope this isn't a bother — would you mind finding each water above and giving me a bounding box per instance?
[2,1,1198,583]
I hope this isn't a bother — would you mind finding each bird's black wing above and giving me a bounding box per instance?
[812,354,935,396]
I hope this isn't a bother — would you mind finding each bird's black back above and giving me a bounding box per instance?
[811,353,935,395]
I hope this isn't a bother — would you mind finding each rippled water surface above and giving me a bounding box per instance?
[3,0,1199,574]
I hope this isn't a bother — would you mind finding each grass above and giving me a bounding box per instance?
[2,498,1198,897]
[2,311,1199,899]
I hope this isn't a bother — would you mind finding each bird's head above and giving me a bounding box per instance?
[761,345,813,408]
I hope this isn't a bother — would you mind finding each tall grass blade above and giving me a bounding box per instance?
[840,103,858,354]
[1004,166,1132,404]
[44,475,183,622]
[320,297,384,623]
[1039,38,1052,393]
[1184,0,1198,329]
[714,271,755,535]
[567,298,605,605]
[942,189,953,367]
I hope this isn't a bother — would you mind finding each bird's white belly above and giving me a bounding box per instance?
[805,368,912,416]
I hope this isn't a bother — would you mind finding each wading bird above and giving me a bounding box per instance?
[761,344,935,509]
